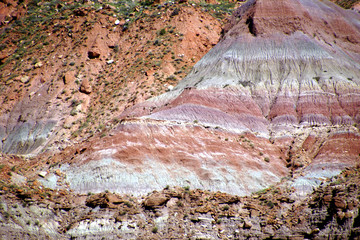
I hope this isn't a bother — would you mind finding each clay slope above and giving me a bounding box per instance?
[0,0,228,155]
[36,0,360,197]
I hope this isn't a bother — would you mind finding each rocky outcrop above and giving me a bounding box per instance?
[51,0,360,196]
[1,0,360,238]
[1,166,360,239]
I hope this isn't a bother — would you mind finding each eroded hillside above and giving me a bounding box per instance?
[1,0,360,239]
[0,0,236,155]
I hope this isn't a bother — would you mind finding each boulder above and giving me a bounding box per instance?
[333,197,347,209]
[143,192,169,208]
[80,79,92,94]
[63,71,75,84]
[86,193,123,208]
[243,220,253,229]
[88,49,100,59]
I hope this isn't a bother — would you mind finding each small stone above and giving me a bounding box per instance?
[166,198,178,208]
[55,169,62,176]
[333,197,347,209]
[73,8,87,16]
[20,76,30,83]
[80,79,92,94]
[348,200,355,210]
[88,50,100,59]
[5,80,13,85]
[38,171,47,178]
[250,209,260,217]
[86,193,108,208]
[195,203,213,214]
[34,61,43,68]
[11,173,27,186]
[322,195,332,205]
[311,228,320,234]
[345,211,353,218]
[114,19,120,25]
[63,71,75,84]
[337,211,345,220]
[243,220,252,229]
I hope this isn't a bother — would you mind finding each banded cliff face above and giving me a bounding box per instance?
[40,0,360,196]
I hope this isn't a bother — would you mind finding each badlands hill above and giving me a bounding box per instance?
[0,0,360,239]
[38,0,360,197]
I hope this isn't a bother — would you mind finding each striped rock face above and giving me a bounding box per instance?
[48,0,360,196]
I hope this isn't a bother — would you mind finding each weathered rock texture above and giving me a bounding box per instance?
[1,167,360,239]
[126,0,360,129]
[0,2,223,155]
[53,122,288,196]
[49,0,360,196]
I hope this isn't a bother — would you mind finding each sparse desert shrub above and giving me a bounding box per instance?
[124,201,132,208]
[177,200,184,207]
[158,28,166,36]
[70,109,77,116]
[166,75,176,81]
[313,76,320,82]
[152,226,158,233]
[266,201,274,208]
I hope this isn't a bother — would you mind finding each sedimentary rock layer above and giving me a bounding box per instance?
[44,0,360,195]
[124,0,360,130]
[50,121,287,196]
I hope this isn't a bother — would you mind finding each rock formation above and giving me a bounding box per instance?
[1,0,360,238]
[38,0,360,197]
[1,167,360,239]
[0,2,223,155]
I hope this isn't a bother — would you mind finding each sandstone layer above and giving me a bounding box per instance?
[43,0,360,196]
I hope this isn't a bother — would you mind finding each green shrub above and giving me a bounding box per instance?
[70,109,77,116]
[158,28,166,36]
[152,226,158,233]
[222,205,229,211]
